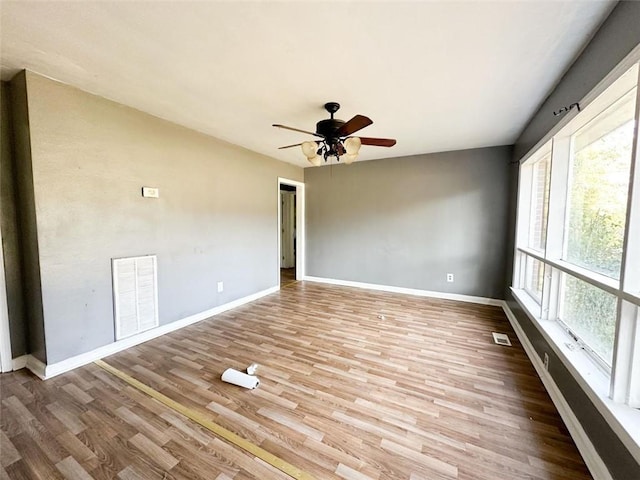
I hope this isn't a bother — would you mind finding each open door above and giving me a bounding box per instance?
[278,178,305,287]
[281,189,296,269]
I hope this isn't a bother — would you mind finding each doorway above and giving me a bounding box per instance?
[278,178,305,287]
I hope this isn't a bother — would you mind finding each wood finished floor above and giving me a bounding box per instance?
[280,268,296,288]
[0,282,593,480]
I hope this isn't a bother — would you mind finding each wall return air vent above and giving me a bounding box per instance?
[112,255,159,340]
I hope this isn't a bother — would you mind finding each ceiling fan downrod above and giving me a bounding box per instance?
[324,102,340,119]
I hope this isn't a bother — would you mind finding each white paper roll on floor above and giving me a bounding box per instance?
[246,363,259,375]
[221,368,260,389]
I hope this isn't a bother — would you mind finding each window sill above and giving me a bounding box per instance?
[510,287,640,462]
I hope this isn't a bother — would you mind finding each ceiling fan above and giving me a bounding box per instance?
[273,102,396,166]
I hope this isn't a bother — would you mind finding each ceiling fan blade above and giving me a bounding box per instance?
[358,137,397,147]
[273,124,324,138]
[278,143,304,149]
[336,115,372,136]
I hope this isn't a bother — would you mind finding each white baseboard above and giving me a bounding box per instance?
[12,355,28,371]
[25,285,279,380]
[501,302,613,480]
[303,276,503,307]
[26,355,46,380]
[11,354,46,379]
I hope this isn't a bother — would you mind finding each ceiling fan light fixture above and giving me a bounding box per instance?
[343,153,358,164]
[275,102,395,167]
[301,141,318,159]
[307,155,322,167]
[344,137,361,155]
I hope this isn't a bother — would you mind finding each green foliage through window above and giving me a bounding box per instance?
[561,275,617,365]
[565,91,635,280]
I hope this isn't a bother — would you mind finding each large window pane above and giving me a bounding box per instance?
[524,255,544,303]
[529,154,551,251]
[560,274,617,365]
[565,88,636,279]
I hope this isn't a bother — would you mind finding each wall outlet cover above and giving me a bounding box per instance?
[142,186,159,198]
[544,352,549,370]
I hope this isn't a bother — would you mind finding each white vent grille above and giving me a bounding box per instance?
[112,255,159,340]
[492,332,512,346]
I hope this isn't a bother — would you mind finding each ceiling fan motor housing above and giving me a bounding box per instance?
[316,118,345,139]
[317,101,345,144]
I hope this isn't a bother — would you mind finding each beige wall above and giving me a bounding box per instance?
[19,71,302,363]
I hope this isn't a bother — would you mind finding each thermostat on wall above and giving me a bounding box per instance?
[142,186,159,198]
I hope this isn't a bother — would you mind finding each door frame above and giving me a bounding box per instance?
[0,226,13,372]
[277,178,305,281]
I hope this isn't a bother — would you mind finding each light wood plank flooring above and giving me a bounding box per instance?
[280,268,296,287]
[0,282,592,479]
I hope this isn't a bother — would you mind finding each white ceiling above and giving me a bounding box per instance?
[1,1,616,168]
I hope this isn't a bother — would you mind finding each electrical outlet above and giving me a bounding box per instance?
[446,273,454,283]
[141,186,159,198]
[543,352,549,370]
[217,281,224,293]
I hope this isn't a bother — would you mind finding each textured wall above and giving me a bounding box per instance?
[305,146,512,299]
[1,82,28,357]
[8,73,47,362]
[21,71,302,363]
[506,2,640,478]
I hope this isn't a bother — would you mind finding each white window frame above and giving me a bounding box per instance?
[512,47,640,460]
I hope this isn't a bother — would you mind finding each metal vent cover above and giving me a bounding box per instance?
[112,255,159,340]
[492,332,512,346]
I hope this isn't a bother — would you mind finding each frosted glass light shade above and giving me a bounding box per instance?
[301,141,318,158]
[308,155,322,167]
[343,153,358,164]
[344,137,361,155]
[302,141,321,166]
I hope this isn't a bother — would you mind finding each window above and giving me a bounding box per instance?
[559,273,617,366]
[524,255,544,303]
[530,154,551,252]
[517,143,552,257]
[564,89,636,279]
[513,61,640,411]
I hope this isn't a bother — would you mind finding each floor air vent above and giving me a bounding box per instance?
[492,332,512,346]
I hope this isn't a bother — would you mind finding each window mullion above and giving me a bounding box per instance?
[546,136,570,262]
[513,163,532,288]
[620,68,640,295]
[611,301,639,406]
[627,310,640,407]
[516,166,533,247]
[541,264,555,320]
[612,67,640,406]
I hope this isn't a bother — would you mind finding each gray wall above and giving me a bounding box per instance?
[14,71,302,364]
[514,1,640,161]
[8,73,47,362]
[1,82,28,357]
[305,146,512,299]
[506,2,640,478]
